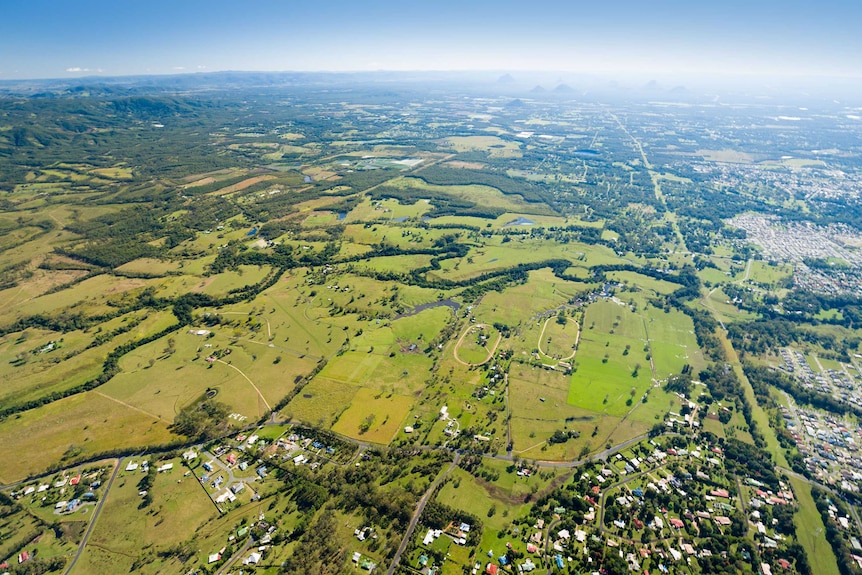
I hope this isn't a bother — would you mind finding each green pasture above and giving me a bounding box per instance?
[73,458,218,575]
[115,257,182,276]
[281,376,358,427]
[391,307,452,345]
[353,254,434,274]
[391,176,537,214]
[342,197,431,223]
[107,327,310,420]
[0,310,177,407]
[701,287,757,323]
[508,366,614,460]
[539,316,579,360]
[568,300,656,415]
[198,265,271,297]
[0,392,171,484]
[455,325,500,365]
[607,270,679,295]
[477,268,576,327]
[257,281,352,358]
[444,135,522,158]
[6,274,160,320]
[746,260,792,286]
[331,388,413,444]
[790,480,841,575]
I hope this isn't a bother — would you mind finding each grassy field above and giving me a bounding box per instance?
[1,274,160,322]
[444,135,522,158]
[0,310,178,407]
[454,324,500,365]
[115,257,182,276]
[607,270,680,295]
[508,365,619,460]
[390,176,537,214]
[789,478,841,575]
[331,388,413,443]
[539,316,579,360]
[0,392,171,484]
[478,268,586,328]
[73,458,218,574]
[281,376,358,427]
[569,300,652,415]
[746,260,793,286]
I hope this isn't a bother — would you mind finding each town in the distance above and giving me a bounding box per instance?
[1,71,862,575]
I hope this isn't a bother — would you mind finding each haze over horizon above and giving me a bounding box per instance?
[0,0,859,82]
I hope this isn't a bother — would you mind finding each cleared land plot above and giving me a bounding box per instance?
[390,176,536,214]
[539,316,579,360]
[702,287,758,322]
[444,136,522,158]
[477,268,579,328]
[198,265,271,297]
[281,377,358,427]
[107,329,307,420]
[352,254,434,274]
[0,311,177,407]
[0,393,171,483]
[454,324,499,365]
[641,303,703,376]
[73,459,218,574]
[607,270,679,295]
[331,388,413,444]
[746,260,793,285]
[568,300,652,415]
[508,366,618,460]
[6,274,159,319]
[115,258,182,276]
[341,197,432,223]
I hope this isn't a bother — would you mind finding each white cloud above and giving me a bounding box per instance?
[66,67,88,72]
[173,66,186,70]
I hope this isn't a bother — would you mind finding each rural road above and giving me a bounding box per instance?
[63,457,122,575]
[385,452,461,575]
[542,516,560,575]
[215,535,254,575]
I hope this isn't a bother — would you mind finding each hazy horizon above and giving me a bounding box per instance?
[1,0,860,82]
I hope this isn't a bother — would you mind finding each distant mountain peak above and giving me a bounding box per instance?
[530,85,546,93]
[553,83,574,92]
[497,73,515,84]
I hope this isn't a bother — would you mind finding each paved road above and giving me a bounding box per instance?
[215,535,254,575]
[63,457,122,575]
[386,452,461,575]
[542,517,561,575]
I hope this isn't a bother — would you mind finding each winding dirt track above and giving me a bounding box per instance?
[453,323,501,366]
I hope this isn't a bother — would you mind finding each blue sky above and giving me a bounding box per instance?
[0,0,859,80]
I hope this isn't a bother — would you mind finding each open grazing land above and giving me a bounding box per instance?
[1,72,862,575]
